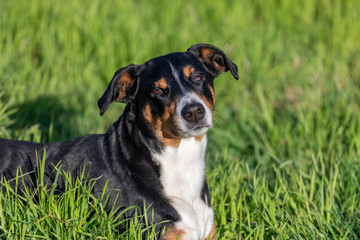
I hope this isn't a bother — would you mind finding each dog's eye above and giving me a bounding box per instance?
[192,75,204,83]
[154,88,163,95]
[154,88,169,96]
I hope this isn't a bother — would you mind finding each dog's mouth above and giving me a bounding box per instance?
[180,123,213,138]
[190,124,212,131]
[164,122,212,139]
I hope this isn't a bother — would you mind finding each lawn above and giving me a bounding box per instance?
[1,0,360,239]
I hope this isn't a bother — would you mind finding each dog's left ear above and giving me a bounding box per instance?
[187,43,239,80]
[98,64,143,116]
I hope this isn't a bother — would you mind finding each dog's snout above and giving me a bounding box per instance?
[181,103,205,123]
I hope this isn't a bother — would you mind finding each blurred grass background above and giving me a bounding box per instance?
[1,0,360,239]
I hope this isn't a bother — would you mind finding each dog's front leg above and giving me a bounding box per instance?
[163,197,200,240]
[193,196,215,239]
[205,223,216,240]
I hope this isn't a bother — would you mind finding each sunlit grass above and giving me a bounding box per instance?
[1,0,360,239]
[0,151,162,239]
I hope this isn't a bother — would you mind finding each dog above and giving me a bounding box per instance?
[0,43,238,239]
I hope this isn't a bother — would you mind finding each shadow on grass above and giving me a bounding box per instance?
[9,95,82,142]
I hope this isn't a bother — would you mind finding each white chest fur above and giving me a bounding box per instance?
[154,136,207,203]
[152,136,214,239]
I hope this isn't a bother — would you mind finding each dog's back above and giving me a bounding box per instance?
[0,135,104,190]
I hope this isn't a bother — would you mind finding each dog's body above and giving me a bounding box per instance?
[0,43,238,239]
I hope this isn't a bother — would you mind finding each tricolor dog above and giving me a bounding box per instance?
[0,43,238,239]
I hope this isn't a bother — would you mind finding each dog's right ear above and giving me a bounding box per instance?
[98,64,143,116]
[187,43,239,80]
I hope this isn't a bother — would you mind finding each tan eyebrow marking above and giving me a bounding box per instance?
[183,65,194,77]
[155,77,167,89]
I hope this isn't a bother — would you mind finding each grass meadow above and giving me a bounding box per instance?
[1,0,360,239]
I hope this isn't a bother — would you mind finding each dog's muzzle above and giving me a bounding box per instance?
[176,94,213,137]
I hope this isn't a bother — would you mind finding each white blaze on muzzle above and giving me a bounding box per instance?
[176,93,213,137]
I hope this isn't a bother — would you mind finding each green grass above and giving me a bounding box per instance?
[0,151,161,239]
[1,0,360,239]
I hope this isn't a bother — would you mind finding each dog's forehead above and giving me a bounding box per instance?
[140,52,202,83]
[148,52,197,67]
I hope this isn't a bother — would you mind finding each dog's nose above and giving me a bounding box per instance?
[181,103,205,123]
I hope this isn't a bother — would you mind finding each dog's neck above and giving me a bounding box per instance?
[151,136,207,204]
[112,107,208,199]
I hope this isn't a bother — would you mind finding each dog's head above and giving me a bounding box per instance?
[98,43,238,148]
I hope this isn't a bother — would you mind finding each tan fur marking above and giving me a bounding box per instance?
[200,47,226,73]
[205,223,216,240]
[161,101,181,148]
[143,100,181,148]
[183,65,194,77]
[143,104,152,123]
[213,61,226,72]
[192,90,215,111]
[163,225,185,239]
[195,133,206,142]
[115,72,133,101]
[162,136,181,148]
[155,77,168,89]
[209,86,216,105]
[201,48,214,61]
[155,117,181,148]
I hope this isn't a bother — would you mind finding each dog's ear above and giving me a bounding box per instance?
[187,43,239,80]
[98,64,143,116]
